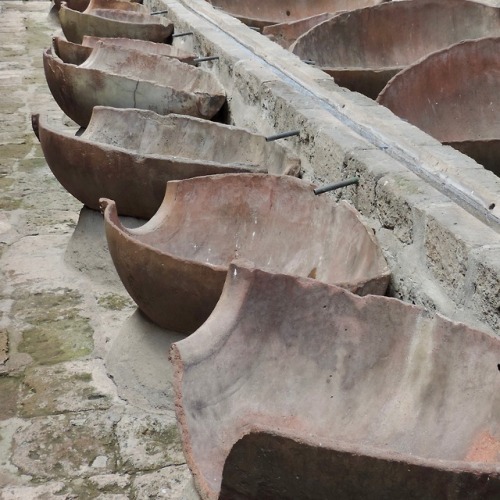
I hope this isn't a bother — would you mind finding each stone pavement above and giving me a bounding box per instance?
[0,2,197,498]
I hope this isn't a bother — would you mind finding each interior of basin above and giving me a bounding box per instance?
[83,108,294,173]
[85,0,147,12]
[208,0,385,25]
[81,36,194,60]
[90,8,162,24]
[131,175,386,285]
[78,44,223,93]
[292,0,500,68]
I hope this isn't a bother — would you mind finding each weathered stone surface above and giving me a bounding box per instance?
[0,329,8,367]
[132,465,193,499]
[19,360,118,417]
[0,481,66,499]
[11,410,120,479]
[115,410,185,472]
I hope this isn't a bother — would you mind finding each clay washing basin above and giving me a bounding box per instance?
[292,0,500,99]
[43,42,226,127]
[32,107,301,219]
[262,0,386,49]
[377,37,500,177]
[207,0,387,29]
[100,174,390,333]
[51,35,196,66]
[59,0,173,44]
[171,261,500,499]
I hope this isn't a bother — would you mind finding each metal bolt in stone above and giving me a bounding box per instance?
[314,177,359,195]
[265,130,300,142]
[193,56,220,64]
[171,31,194,38]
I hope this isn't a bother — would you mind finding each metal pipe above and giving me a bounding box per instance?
[151,9,169,15]
[314,177,359,195]
[172,31,194,38]
[193,56,220,64]
[265,130,300,142]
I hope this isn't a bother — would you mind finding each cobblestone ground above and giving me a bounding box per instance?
[0,2,196,498]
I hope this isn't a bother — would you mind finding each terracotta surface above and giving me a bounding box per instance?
[220,431,500,499]
[263,12,336,49]
[43,42,226,127]
[377,37,500,176]
[59,0,173,44]
[101,174,390,333]
[171,261,500,499]
[53,35,196,66]
[262,0,385,49]
[32,107,301,218]
[207,0,387,29]
[292,0,500,99]
[53,0,143,12]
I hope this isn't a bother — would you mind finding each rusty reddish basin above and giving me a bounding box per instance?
[377,37,500,177]
[208,0,387,29]
[52,35,196,66]
[262,0,386,49]
[59,0,173,44]
[292,0,500,99]
[32,106,300,218]
[101,174,390,333]
[171,261,500,499]
[43,42,226,127]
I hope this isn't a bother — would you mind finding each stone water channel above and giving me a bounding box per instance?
[1,0,500,498]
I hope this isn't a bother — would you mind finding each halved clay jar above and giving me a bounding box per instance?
[207,0,387,29]
[171,261,500,499]
[377,37,500,176]
[59,0,173,44]
[33,107,300,219]
[43,41,226,127]
[262,0,387,49]
[101,174,390,333]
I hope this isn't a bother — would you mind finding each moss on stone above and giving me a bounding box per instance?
[0,376,21,420]
[15,289,93,365]
[97,293,133,311]
[18,157,46,172]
